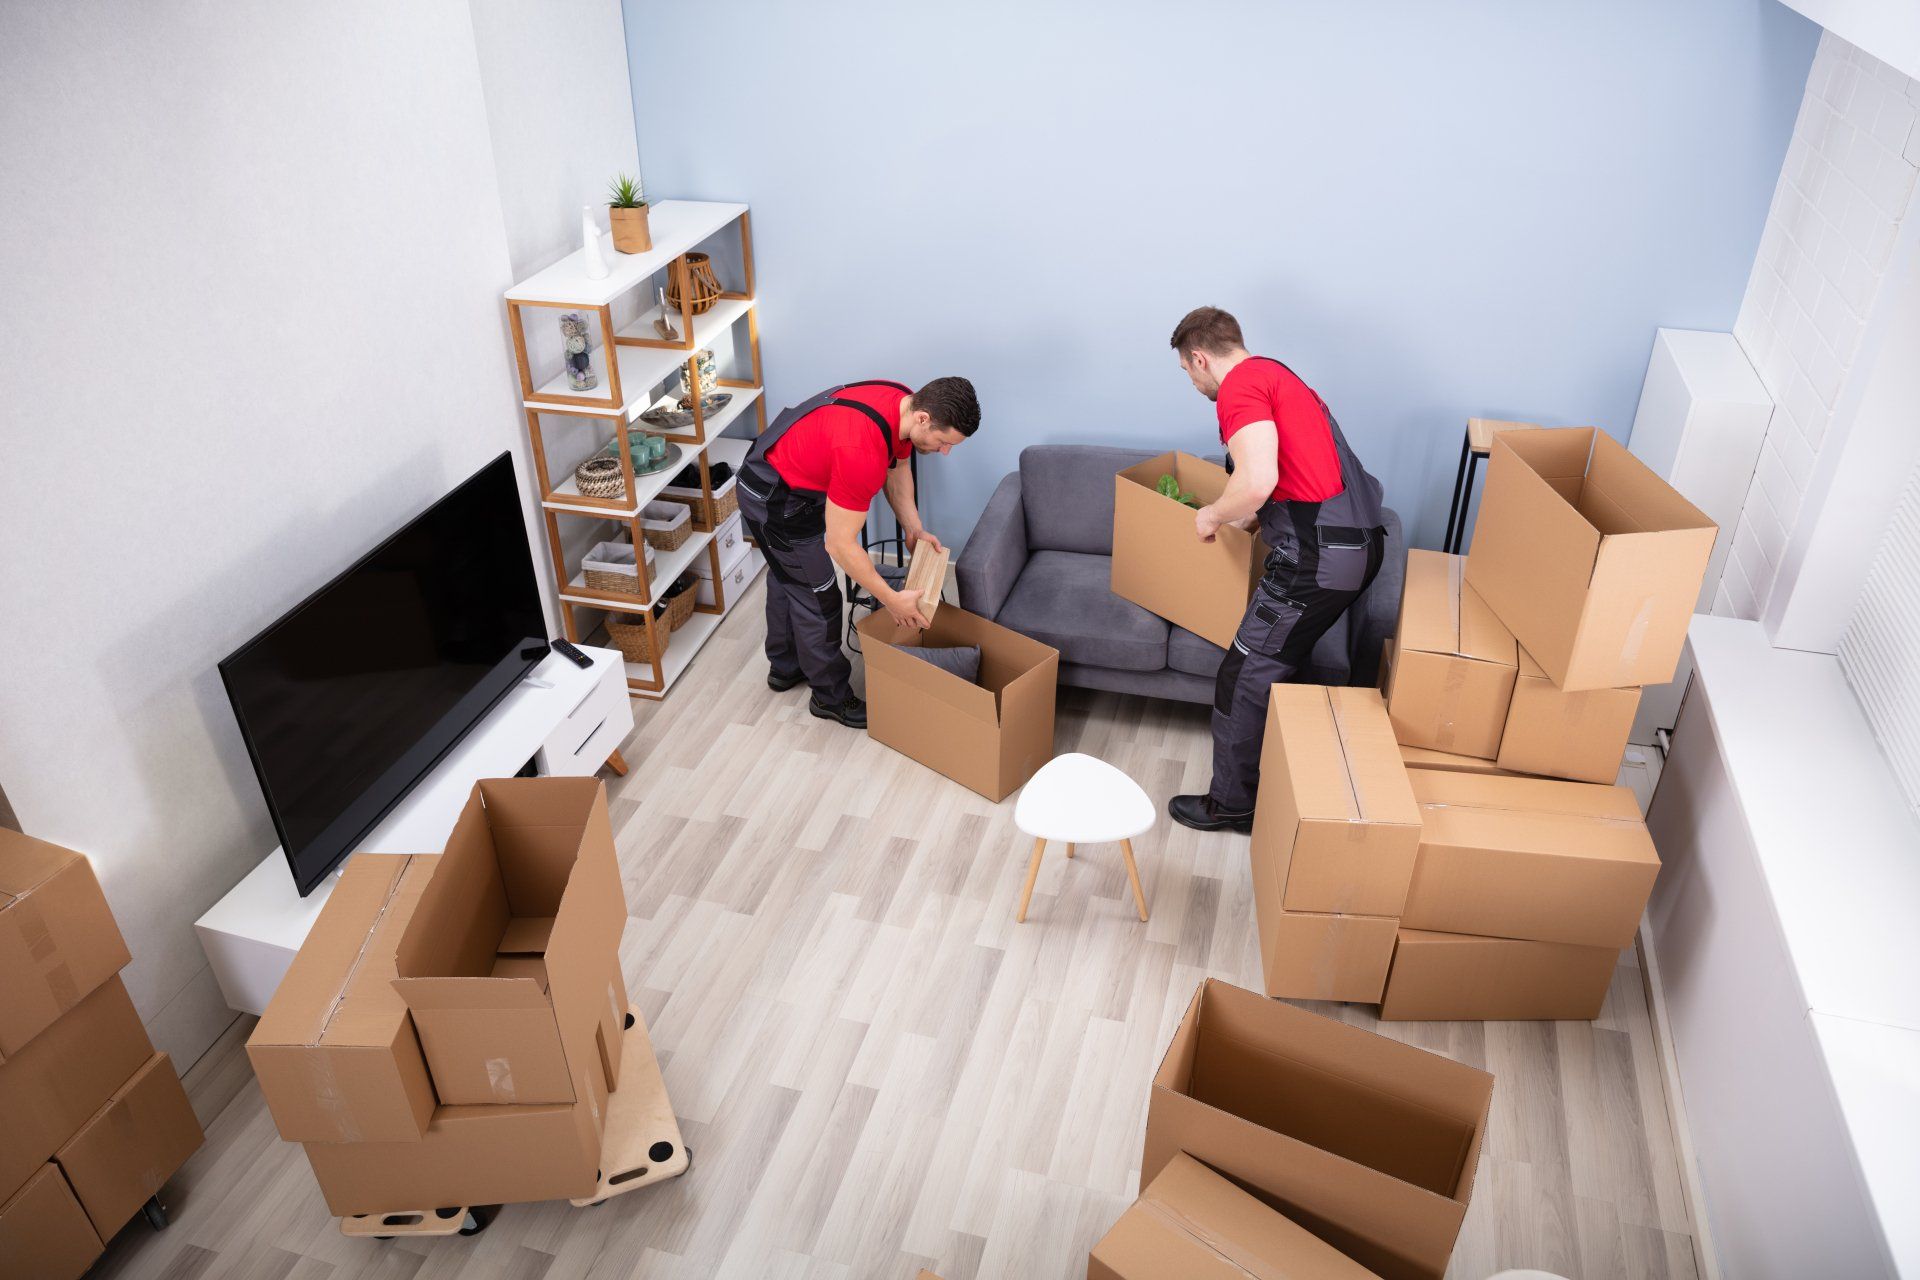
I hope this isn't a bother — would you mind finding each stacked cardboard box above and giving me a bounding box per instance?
[0,830,203,1280]
[249,778,640,1217]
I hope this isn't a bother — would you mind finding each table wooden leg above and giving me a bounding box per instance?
[1066,843,1075,859]
[605,749,629,777]
[1016,837,1046,923]
[1119,838,1148,922]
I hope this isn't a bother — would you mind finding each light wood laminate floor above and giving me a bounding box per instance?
[95,580,1702,1280]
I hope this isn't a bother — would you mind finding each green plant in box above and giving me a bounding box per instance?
[1157,473,1201,508]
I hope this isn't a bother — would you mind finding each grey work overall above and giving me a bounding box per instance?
[1210,359,1387,812]
[735,381,908,705]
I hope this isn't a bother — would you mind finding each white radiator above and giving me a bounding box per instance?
[1839,459,1920,817]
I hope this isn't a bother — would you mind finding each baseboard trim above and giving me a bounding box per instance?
[1636,919,1723,1280]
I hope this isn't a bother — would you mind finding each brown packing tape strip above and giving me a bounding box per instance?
[306,1052,359,1139]
[1138,1195,1287,1280]
[1418,801,1645,829]
[1433,660,1472,753]
[1321,693,1365,823]
[1447,554,1465,656]
[312,856,416,1048]
[14,898,83,1009]
[486,1057,516,1102]
[108,1099,164,1195]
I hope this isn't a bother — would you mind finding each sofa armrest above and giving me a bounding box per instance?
[957,470,1028,621]
[1350,507,1405,688]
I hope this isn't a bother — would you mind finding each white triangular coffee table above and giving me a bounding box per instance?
[1012,752,1153,923]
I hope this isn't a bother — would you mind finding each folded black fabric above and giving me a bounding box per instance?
[670,460,733,488]
[902,644,981,683]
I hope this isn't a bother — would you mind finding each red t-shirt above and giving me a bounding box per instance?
[1216,358,1344,503]
[766,382,912,510]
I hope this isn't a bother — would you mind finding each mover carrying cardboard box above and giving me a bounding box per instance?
[1464,427,1716,691]
[1378,929,1619,1022]
[1111,451,1265,649]
[1382,551,1517,758]
[1401,771,1660,948]
[1495,648,1640,784]
[0,1163,102,1280]
[0,829,132,1060]
[857,606,1058,802]
[1089,1152,1381,1279]
[1143,979,1492,1280]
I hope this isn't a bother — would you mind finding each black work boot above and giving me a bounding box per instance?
[767,669,805,692]
[809,693,868,729]
[1168,793,1254,834]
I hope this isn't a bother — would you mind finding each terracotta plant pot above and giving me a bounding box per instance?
[609,205,652,254]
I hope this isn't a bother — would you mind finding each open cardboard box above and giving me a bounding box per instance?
[1143,979,1492,1280]
[1384,551,1517,758]
[857,605,1057,802]
[0,829,132,1061]
[391,778,628,1106]
[1111,451,1266,649]
[1464,427,1715,691]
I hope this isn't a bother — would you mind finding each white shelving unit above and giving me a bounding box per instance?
[504,199,767,699]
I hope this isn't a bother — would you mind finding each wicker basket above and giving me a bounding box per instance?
[605,612,667,666]
[574,455,626,499]
[662,470,739,529]
[664,251,724,316]
[709,481,740,526]
[581,539,653,595]
[639,500,691,551]
[662,572,698,631]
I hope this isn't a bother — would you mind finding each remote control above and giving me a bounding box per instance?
[550,638,593,669]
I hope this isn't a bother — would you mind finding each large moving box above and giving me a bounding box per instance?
[0,975,153,1203]
[1143,980,1492,1280]
[1111,451,1265,649]
[1496,648,1640,784]
[0,829,131,1060]
[1252,905,1398,1003]
[0,1164,102,1280]
[858,606,1058,802]
[393,780,629,1106]
[1401,771,1659,948]
[1382,552,1517,758]
[1089,1152,1381,1279]
[55,1052,203,1240]
[1464,428,1716,691]
[248,854,440,1143]
[1378,929,1618,1022]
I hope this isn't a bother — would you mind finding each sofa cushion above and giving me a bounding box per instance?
[998,550,1168,672]
[1018,445,1157,556]
[903,644,982,684]
[1167,626,1228,679]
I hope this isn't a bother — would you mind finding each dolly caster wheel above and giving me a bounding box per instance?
[142,1197,169,1230]
[458,1205,499,1236]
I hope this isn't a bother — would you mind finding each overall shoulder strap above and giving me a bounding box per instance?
[829,383,907,470]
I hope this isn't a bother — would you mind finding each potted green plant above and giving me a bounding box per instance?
[607,173,651,253]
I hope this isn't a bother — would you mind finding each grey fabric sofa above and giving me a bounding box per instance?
[955,444,1404,704]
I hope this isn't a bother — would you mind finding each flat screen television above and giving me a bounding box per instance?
[219,452,549,896]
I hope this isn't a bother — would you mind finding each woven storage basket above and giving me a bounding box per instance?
[573,455,627,499]
[639,500,691,551]
[662,470,740,529]
[662,572,698,631]
[581,539,653,595]
[605,612,667,665]
[664,251,724,315]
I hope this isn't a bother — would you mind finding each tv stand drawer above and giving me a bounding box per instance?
[536,660,631,776]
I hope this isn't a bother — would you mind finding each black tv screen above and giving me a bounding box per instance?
[220,452,548,896]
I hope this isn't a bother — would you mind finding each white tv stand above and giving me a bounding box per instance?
[194,644,633,1016]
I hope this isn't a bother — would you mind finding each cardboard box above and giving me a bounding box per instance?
[55,1052,203,1240]
[0,975,153,1204]
[0,1164,102,1280]
[1379,929,1618,1022]
[1089,1151,1381,1279]
[1111,451,1265,649]
[1495,647,1640,784]
[1401,771,1659,948]
[1251,686,1421,916]
[1396,744,1523,778]
[1382,552,1517,758]
[247,853,439,1144]
[857,605,1058,802]
[1143,979,1492,1280]
[1251,901,1398,1003]
[392,779,629,1106]
[1464,428,1716,691]
[0,829,132,1060]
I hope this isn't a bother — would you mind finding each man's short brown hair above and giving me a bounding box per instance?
[1169,306,1245,359]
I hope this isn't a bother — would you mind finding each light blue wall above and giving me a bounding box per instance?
[625,0,1816,548]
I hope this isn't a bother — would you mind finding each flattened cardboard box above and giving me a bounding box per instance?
[0,828,132,1060]
[1251,686,1420,917]
[0,974,153,1204]
[392,778,629,1106]
[55,1052,203,1240]
[1464,428,1716,691]
[247,853,439,1144]
[1143,979,1492,1280]
[1383,552,1517,759]
[1111,451,1266,650]
[1495,647,1640,784]
[1089,1151,1381,1279]
[0,1163,102,1280]
[1402,770,1659,948]
[1379,929,1618,1022]
[858,605,1058,802]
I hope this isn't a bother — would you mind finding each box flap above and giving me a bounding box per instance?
[856,611,1000,724]
[1410,770,1658,868]
[1398,552,1515,667]
[393,789,510,983]
[252,855,411,1048]
[396,975,553,1011]
[1325,689,1421,829]
[499,917,556,954]
[1269,687,1359,823]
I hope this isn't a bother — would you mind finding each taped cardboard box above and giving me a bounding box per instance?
[0,829,132,1060]
[0,974,153,1204]
[392,779,629,1106]
[1379,929,1618,1022]
[0,1164,102,1280]
[1143,979,1492,1280]
[1251,899,1397,1003]
[1401,770,1659,948]
[1111,451,1265,649]
[1495,647,1640,784]
[1089,1151,1381,1279]
[1382,552,1517,758]
[1251,686,1420,916]
[247,853,439,1144]
[55,1052,202,1240]
[857,605,1058,802]
[1463,428,1716,691]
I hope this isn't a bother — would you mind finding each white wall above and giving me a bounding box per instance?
[0,1,637,1069]
[1775,0,1920,81]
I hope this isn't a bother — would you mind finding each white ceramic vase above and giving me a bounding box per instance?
[581,205,610,280]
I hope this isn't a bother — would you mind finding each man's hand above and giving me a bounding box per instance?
[1195,505,1224,544]
[886,588,930,631]
[905,525,945,556]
